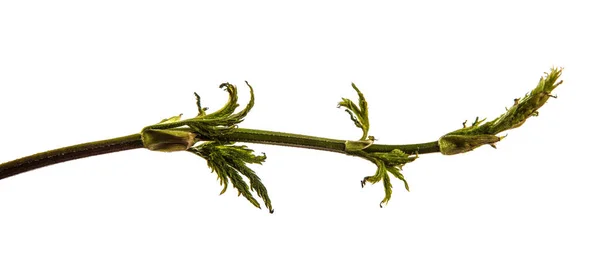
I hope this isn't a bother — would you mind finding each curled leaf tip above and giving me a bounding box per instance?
[361,178,367,188]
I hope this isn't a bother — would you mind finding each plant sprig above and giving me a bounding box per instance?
[338,83,418,206]
[0,68,564,212]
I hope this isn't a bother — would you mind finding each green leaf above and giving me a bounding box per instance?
[370,149,417,167]
[189,142,273,213]
[201,83,240,120]
[142,81,256,140]
[142,82,271,212]
[387,166,409,191]
[488,67,562,133]
[355,148,417,206]
[339,83,370,140]
[361,159,386,186]
[222,81,255,126]
[381,171,392,207]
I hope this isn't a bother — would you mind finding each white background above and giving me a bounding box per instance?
[1,1,598,266]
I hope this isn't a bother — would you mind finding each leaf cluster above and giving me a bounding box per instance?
[189,142,273,213]
[143,82,255,138]
[439,67,563,155]
[338,83,371,141]
[354,149,417,207]
[142,82,274,212]
[340,83,417,206]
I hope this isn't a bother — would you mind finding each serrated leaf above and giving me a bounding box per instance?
[339,83,370,140]
[224,81,255,125]
[143,82,256,140]
[387,166,409,191]
[380,171,392,207]
[189,142,273,213]
[362,159,386,185]
[354,148,415,206]
[202,83,240,120]
[344,108,363,129]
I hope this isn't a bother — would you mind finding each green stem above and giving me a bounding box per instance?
[0,134,143,180]
[215,128,440,154]
[0,129,440,180]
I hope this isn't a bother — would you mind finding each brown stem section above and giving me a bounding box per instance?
[0,134,144,180]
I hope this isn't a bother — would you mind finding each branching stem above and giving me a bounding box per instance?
[0,68,563,211]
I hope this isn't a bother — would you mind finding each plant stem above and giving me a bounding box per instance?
[0,134,143,180]
[217,128,440,154]
[0,128,440,180]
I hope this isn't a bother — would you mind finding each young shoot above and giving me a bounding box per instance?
[0,68,564,212]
